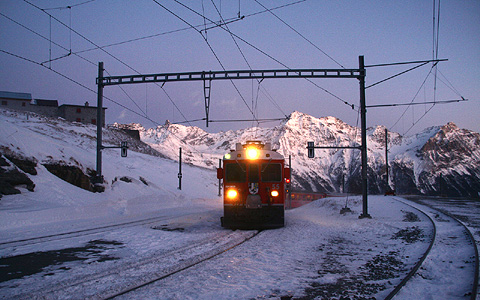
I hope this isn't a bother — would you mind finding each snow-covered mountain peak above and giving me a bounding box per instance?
[285,111,351,131]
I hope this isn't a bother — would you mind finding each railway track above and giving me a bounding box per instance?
[385,197,479,300]
[7,227,259,299]
[102,230,261,300]
[0,210,211,250]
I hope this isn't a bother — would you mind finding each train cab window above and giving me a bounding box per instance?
[261,163,282,182]
[248,164,259,183]
[225,163,246,182]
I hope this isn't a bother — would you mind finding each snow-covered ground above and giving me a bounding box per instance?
[1,109,479,299]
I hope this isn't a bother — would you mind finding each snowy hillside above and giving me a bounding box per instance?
[126,111,480,197]
[0,109,221,226]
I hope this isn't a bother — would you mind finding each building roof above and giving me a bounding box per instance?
[34,99,58,107]
[0,91,32,101]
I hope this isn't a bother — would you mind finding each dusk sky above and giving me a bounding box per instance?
[1,0,479,135]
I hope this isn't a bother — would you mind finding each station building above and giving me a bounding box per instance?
[0,91,106,127]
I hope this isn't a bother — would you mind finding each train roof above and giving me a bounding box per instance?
[223,141,284,161]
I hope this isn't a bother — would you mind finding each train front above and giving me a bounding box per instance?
[217,141,291,229]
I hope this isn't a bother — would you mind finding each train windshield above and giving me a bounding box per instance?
[225,163,246,182]
[248,163,259,183]
[261,163,282,182]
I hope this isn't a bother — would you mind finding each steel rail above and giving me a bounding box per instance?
[102,230,262,299]
[0,212,204,248]
[384,197,437,300]
[387,197,479,300]
[408,199,479,300]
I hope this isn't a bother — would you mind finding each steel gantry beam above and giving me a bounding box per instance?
[95,56,371,219]
[97,68,363,86]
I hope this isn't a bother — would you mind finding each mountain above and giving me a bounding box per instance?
[129,111,480,198]
[2,107,477,199]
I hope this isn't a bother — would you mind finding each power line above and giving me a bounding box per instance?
[432,0,441,104]
[0,49,146,121]
[41,0,96,11]
[0,11,148,119]
[389,64,437,131]
[168,0,357,111]
[152,0,258,124]
[253,0,345,69]
[209,117,287,123]
[367,98,467,108]
[2,13,199,152]
[364,58,447,68]
[366,61,431,89]
[0,48,213,158]
[209,0,288,121]
[402,104,436,135]
[23,0,193,127]
[437,68,463,98]
[72,1,305,56]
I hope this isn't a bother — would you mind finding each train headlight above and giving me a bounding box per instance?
[227,189,238,200]
[224,153,231,159]
[271,190,279,197]
[246,147,259,160]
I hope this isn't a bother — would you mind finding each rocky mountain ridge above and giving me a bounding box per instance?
[126,111,479,197]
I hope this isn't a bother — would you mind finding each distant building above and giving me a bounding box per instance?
[0,91,106,127]
[58,102,106,126]
[0,91,32,111]
[32,99,59,117]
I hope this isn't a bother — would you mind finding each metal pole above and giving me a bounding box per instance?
[359,56,371,219]
[95,62,104,184]
[385,128,389,190]
[288,154,292,209]
[218,159,222,197]
[178,147,182,190]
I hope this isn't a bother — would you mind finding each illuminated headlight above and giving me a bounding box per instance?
[227,189,238,199]
[224,153,231,159]
[246,148,259,160]
[271,190,279,197]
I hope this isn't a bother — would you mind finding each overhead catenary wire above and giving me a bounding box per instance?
[7,5,210,158]
[389,64,437,132]
[40,0,96,11]
[432,0,441,104]
[9,2,259,159]
[0,48,210,158]
[367,98,466,108]
[210,0,289,119]
[169,0,358,112]
[209,117,287,123]
[72,1,305,56]
[0,49,147,122]
[387,0,464,135]
[152,0,258,124]
[22,0,193,127]
[208,0,288,125]
[437,68,463,98]
[366,61,431,89]
[253,0,346,69]
[0,11,148,119]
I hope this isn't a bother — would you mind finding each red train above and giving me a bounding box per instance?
[216,141,290,229]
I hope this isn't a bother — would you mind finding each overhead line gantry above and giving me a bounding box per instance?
[98,68,362,85]
[95,56,374,219]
